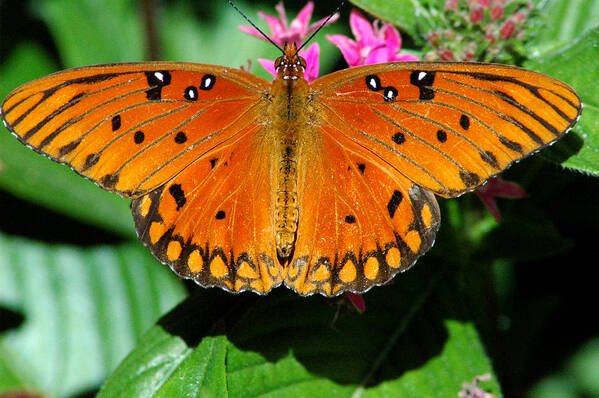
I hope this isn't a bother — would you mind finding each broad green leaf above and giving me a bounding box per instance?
[32,0,144,66]
[0,44,135,237]
[527,0,599,56]
[525,27,599,175]
[0,233,186,397]
[99,260,501,398]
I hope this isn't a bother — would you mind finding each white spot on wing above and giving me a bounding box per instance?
[154,71,164,82]
[418,71,427,81]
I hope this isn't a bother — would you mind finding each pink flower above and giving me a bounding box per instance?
[257,42,321,82]
[240,2,337,82]
[470,6,484,23]
[490,4,504,20]
[239,1,338,46]
[499,19,516,39]
[326,9,418,67]
[445,0,459,11]
[345,292,366,313]
[475,177,526,222]
[458,373,496,398]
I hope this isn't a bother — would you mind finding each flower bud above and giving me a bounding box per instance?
[470,6,484,23]
[500,19,516,39]
[490,5,504,20]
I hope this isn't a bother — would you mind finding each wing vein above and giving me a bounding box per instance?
[318,102,450,194]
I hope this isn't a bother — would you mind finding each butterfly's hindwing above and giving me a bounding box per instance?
[286,126,440,296]
[131,126,281,294]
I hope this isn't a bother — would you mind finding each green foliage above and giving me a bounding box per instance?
[98,265,499,397]
[0,1,597,397]
[526,27,599,175]
[0,233,186,397]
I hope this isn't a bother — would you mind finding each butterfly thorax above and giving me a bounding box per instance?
[270,43,310,260]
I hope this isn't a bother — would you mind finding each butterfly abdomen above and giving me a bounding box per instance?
[270,77,311,259]
[275,138,298,258]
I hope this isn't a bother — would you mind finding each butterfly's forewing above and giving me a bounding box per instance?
[285,125,440,296]
[1,62,269,197]
[131,124,281,294]
[311,62,582,197]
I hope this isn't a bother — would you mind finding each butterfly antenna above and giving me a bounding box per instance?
[295,1,344,55]
[228,0,284,53]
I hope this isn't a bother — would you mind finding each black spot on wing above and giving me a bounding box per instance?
[459,170,480,187]
[387,190,403,218]
[200,74,216,90]
[184,86,198,101]
[215,210,226,219]
[499,136,523,153]
[459,114,470,130]
[436,129,447,143]
[365,75,381,91]
[101,173,119,188]
[83,153,100,170]
[169,184,186,211]
[392,132,405,145]
[58,140,81,157]
[145,70,172,100]
[133,130,145,144]
[111,115,121,131]
[410,70,436,100]
[174,131,187,144]
[480,150,499,169]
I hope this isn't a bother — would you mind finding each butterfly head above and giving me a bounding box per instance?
[275,42,306,81]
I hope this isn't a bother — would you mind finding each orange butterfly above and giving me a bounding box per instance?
[0,27,581,296]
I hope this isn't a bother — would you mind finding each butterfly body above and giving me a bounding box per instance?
[1,44,581,296]
[269,44,309,258]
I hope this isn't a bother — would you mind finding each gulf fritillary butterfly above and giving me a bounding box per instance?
[1,32,581,296]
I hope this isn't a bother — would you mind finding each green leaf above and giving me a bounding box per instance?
[99,261,501,398]
[525,27,599,175]
[349,0,424,39]
[527,0,599,56]
[0,44,135,237]
[32,0,145,66]
[0,233,187,397]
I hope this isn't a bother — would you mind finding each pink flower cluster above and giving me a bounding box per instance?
[425,0,534,62]
[326,10,418,67]
[239,2,417,81]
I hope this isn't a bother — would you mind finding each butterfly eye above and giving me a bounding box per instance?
[297,57,306,70]
[274,56,286,70]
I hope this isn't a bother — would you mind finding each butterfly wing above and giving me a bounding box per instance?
[1,62,270,197]
[2,62,280,294]
[311,62,582,197]
[285,125,440,296]
[131,125,281,293]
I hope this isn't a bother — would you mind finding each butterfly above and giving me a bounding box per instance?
[1,37,581,296]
